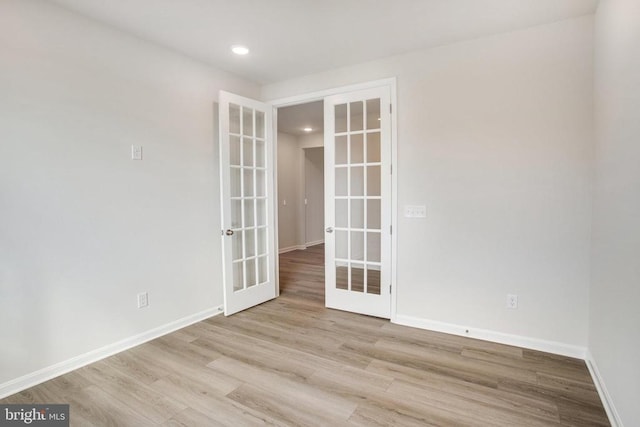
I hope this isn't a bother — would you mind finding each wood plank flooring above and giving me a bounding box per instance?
[1,244,609,426]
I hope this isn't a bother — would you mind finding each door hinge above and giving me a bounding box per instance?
[390,164,393,175]
[221,229,224,236]
[389,104,392,114]
[389,284,392,294]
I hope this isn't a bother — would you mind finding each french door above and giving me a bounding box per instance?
[324,86,392,318]
[219,91,276,315]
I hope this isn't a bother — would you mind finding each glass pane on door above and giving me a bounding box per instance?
[351,263,365,293]
[335,104,347,133]
[366,265,381,295]
[332,98,383,296]
[350,101,364,132]
[245,259,257,287]
[227,101,270,294]
[366,98,381,130]
[351,134,364,164]
[230,136,241,165]
[232,262,243,291]
[257,256,268,284]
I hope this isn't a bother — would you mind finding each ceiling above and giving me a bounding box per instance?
[50,0,598,85]
[278,101,323,136]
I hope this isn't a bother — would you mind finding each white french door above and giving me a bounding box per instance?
[324,87,392,318]
[219,91,276,315]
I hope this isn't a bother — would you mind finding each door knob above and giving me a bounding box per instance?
[325,227,334,233]
[225,229,234,236]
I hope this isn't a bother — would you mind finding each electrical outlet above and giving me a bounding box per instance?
[131,145,143,160]
[137,292,149,308]
[507,294,518,309]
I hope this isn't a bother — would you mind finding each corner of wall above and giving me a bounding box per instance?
[586,350,624,427]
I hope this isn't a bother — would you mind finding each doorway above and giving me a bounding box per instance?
[276,100,325,254]
[276,101,326,299]
[219,79,397,319]
[273,80,396,319]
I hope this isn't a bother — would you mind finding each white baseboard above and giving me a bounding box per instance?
[0,305,224,400]
[279,240,324,253]
[279,245,306,254]
[305,239,324,247]
[586,350,623,427]
[393,314,587,359]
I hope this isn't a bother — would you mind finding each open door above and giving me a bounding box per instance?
[324,86,392,318]
[219,91,276,315]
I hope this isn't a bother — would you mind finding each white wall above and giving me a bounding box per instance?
[304,147,325,245]
[277,132,326,251]
[264,16,594,351]
[276,132,304,250]
[0,0,259,388]
[299,132,325,247]
[298,132,324,149]
[590,0,640,425]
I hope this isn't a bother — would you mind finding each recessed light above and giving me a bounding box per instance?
[303,127,313,132]
[231,45,249,55]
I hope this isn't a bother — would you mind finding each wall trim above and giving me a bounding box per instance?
[268,77,398,107]
[305,239,324,247]
[586,350,623,427]
[393,314,587,359]
[0,305,223,400]
[279,245,306,254]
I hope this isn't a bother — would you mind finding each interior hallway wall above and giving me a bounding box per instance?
[276,132,303,251]
[304,147,325,245]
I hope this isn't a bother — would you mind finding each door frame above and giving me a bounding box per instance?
[268,78,399,322]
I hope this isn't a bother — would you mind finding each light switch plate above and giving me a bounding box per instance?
[131,145,143,160]
[404,205,426,218]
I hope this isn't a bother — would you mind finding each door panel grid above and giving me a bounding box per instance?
[333,100,383,295]
[325,86,391,318]
[220,91,276,316]
[229,105,269,291]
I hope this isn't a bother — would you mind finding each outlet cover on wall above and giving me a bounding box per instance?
[137,292,149,308]
[507,294,518,309]
[404,205,426,218]
[131,145,143,160]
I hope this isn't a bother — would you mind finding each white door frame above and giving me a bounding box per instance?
[268,78,398,322]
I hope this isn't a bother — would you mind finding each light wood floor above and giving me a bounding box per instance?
[2,244,609,426]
